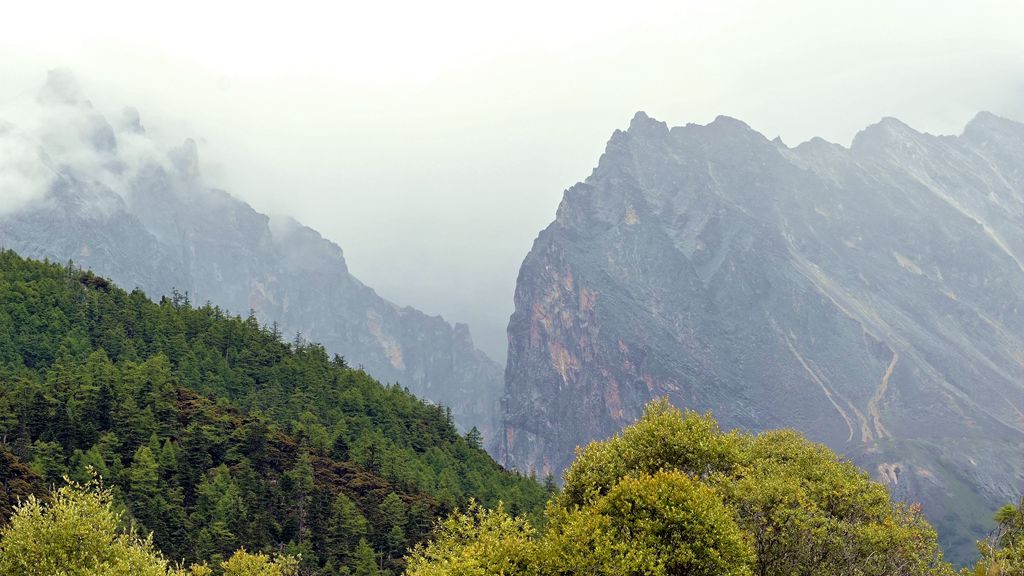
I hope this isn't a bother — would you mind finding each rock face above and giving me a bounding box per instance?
[501,110,1024,563]
[0,71,502,439]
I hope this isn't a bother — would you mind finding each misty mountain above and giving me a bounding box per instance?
[501,110,1024,563]
[0,71,502,440]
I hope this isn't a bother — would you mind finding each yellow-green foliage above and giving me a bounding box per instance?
[402,502,536,576]
[0,479,296,576]
[405,462,752,576]
[539,470,753,576]
[0,479,181,576]
[220,549,298,576]
[967,499,1024,576]
[406,399,953,576]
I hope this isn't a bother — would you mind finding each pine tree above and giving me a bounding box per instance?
[327,491,368,564]
[129,444,168,543]
[285,451,316,543]
[351,538,380,576]
[543,474,558,496]
[464,427,482,450]
[191,465,246,563]
[378,493,407,559]
[28,440,66,484]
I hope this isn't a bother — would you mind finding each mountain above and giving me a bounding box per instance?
[0,250,548,573]
[0,71,502,441]
[500,110,1024,563]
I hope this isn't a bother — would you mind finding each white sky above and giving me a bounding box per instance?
[2,0,1023,359]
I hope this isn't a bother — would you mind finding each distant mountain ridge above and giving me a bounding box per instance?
[501,110,1024,563]
[0,71,502,440]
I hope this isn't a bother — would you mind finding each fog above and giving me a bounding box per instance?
[2,0,1023,359]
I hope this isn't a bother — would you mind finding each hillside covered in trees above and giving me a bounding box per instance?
[0,250,548,574]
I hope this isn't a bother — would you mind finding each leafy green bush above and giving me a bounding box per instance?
[407,400,952,576]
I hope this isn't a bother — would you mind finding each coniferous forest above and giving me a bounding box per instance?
[0,250,549,574]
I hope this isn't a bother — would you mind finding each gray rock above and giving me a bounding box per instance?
[501,110,1024,564]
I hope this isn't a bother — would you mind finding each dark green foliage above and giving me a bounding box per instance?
[0,446,44,522]
[352,538,381,576]
[0,250,546,574]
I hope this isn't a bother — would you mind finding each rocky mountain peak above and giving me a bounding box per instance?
[962,111,1024,149]
[627,110,670,138]
[707,114,754,132]
[850,115,923,155]
[965,110,1015,131]
[502,110,1024,564]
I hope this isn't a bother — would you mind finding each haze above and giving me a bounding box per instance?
[2,0,1023,359]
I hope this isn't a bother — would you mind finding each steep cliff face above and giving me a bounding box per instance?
[502,111,1024,562]
[0,71,502,439]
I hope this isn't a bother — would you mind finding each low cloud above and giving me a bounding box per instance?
[0,70,174,217]
[0,121,54,216]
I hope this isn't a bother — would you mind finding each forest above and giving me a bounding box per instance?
[0,249,1020,576]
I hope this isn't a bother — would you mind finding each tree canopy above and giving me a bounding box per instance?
[406,400,953,576]
[968,498,1024,576]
